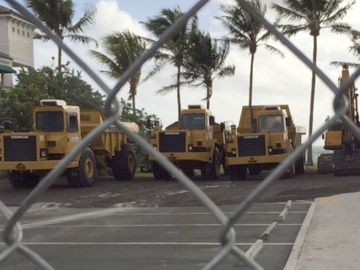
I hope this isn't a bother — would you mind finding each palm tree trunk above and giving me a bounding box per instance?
[306,35,318,166]
[176,66,182,121]
[58,46,62,74]
[249,53,256,132]
[132,94,136,115]
[249,53,254,107]
[130,73,140,115]
[205,72,212,109]
[206,84,211,109]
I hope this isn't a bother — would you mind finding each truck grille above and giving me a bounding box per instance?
[238,135,266,157]
[159,132,186,152]
[4,136,37,161]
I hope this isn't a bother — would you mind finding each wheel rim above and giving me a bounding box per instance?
[85,158,94,178]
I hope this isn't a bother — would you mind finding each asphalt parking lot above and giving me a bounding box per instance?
[0,200,312,270]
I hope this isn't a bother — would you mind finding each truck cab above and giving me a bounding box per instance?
[34,99,82,159]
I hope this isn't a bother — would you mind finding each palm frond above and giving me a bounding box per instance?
[89,50,122,78]
[276,24,308,37]
[263,44,285,58]
[257,31,272,43]
[156,84,179,95]
[321,1,355,25]
[217,65,236,78]
[33,32,50,41]
[349,39,360,59]
[66,34,98,47]
[142,61,166,82]
[68,4,96,34]
[330,23,352,35]
[272,3,306,21]
[330,61,360,68]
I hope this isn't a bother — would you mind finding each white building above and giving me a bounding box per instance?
[0,5,35,89]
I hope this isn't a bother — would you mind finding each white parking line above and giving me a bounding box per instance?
[21,224,274,228]
[0,242,250,246]
[0,242,295,246]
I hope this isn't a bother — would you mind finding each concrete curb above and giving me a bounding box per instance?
[260,221,278,240]
[245,239,264,259]
[276,207,289,222]
[285,200,292,210]
[283,201,316,270]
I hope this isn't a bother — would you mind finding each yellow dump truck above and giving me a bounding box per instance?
[225,105,306,180]
[149,105,230,180]
[0,99,139,188]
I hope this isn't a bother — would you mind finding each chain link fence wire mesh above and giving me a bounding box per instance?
[1,0,360,269]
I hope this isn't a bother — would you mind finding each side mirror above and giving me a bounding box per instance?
[231,125,236,135]
[220,122,225,131]
[209,116,215,126]
[286,117,292,127]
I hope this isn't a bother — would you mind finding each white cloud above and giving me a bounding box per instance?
[89,0,148,38]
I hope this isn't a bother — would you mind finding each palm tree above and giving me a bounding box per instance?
[142,6,198,120]
[182,31,235,109]
[89,30,147,114]
[25,0,98,73]
[272,0,355,165]
[331,29,360,68]
[217,0,283,131]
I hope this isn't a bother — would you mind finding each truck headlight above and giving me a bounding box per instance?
[40,148,48,158]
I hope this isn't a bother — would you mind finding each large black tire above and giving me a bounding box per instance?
[9,172,27,189]
[112,144,136,180]
[201,147,221,180]
[152,162,171,180]
[220,147,228,175]
[282,146,296,179]
[317,154,333,174]
[295,154,305,175]
[228,165,247,180]
[182,168,195,178]
[282,163,295,179]
[24,174,40,188]
[222,163,229,176]
[249,166,261,175]
[67,147,97,187]
[9,172,40,189]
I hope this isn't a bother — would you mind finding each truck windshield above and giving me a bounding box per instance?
[258,115,283,132]
[36,111,64,132]
[180,114,205,130]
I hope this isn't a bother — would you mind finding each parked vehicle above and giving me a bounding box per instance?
[0,99,139,188]
[225,105,306,180]
[149,105,230,180]
[318,64,360,175]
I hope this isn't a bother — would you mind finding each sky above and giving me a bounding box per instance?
[1,0,360,146]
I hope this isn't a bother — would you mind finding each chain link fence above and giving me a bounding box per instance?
[1,0,360,269]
